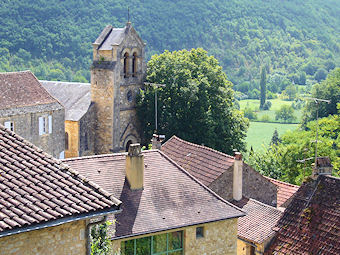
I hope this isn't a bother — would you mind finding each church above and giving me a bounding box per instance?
[41,22,146,157]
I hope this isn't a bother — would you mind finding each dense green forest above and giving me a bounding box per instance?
[0,0,339,86]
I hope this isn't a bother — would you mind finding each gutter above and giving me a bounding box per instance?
[0,207,121,239]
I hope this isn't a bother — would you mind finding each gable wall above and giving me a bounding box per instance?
[0,103,65,158]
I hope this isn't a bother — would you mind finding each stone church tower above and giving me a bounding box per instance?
[91,22,145,154]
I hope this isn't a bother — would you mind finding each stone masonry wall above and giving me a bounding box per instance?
[0,220,86,255]
[208,164,277,206]
[79,103,96,156]
[242,163,277,206]
[65,120,79,158]
[91,68,115,154]
[185,218,238,255]
[0,102,65,159]
[111,218,238,255]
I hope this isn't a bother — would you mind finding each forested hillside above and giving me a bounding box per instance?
[0,0,339,85]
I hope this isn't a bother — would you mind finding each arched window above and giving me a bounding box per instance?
[126,140,132,152]
[124,52,129,78]
[132,53,137,77]
[65,132,69,150]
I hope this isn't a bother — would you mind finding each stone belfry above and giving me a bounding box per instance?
[91,22,145,154]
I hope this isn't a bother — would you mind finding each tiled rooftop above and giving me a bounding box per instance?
[0,125,121,236]
[265,177,299,207]
[0,71,58,110]
[232,198,283,244]
[161,135,235,186]
[265,175,340,255]
[64,150,245,239]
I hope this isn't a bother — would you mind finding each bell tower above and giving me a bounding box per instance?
[91,22,145,154]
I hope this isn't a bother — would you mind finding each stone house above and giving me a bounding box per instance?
[161,135,278,206]
[161,135,289,254]
[41,81,95,158]
[0,71,65,159]
[265,160,339,254]
[0,124,121,255]
[64,144,246,255]
[232,198,282,255]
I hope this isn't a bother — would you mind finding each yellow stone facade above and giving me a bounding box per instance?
[65,120,79,158]
[111,218,238,255]
[0,220,86,255]
[237,238,268,255]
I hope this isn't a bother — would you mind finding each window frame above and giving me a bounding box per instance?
[196,226,204,239]
[121,230,183,255]
[4,121,14,132]
[39,115,52,136]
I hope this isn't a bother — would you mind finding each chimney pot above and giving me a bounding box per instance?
[234,151,242,160]
[128,143,142,156]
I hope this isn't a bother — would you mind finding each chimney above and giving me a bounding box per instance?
[233,152,243,201]
[313,156,333,177]
[126,144,144,190]
[151,134,165,150]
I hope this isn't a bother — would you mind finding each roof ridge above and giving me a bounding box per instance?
[158,149,246,215]
[0,70,31,75]
[265,176,300,188]
[248,198,282,212]
[164,135,235,160]
[39,80,90,86]
[63,152,127,162]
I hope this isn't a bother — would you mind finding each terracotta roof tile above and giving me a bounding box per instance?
[232,198,283,244]
[64,150,245,239]
[265,175,340,255]
[0,125,121,236]
[265,177,299,207]
[0,71,58,110]
[162,136,235,186]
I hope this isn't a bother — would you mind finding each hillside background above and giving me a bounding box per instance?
[0,0,339,86]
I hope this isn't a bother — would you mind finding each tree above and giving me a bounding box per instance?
[283,84,297,101]
[314,68,328,82]
[260,66,266,109]
[247,113,340,185]
[275,105,296,123]
[136,48,249,154]
[91,221,113,255]
[303,68,340,123]
[270,129,280,145]
[299,71,306,85]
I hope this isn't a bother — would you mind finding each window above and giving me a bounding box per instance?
[65,132,69,150]
[124,52,129,78]
[121,231,183,255]
[39,115,52,135]
[4,121,14,132]
[249,245,255,255]
[196,226,204,239]
[132,52,137,77]
[127,90,133,102]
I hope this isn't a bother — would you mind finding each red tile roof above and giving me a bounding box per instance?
[232,198,283,244]
[265,177,299,207]
[0,125,121,237]
[0,71,57,110]
[64,150,245,239]
[162,136,235,186]
[265,175,340,255]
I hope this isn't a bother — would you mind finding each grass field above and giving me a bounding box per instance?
[239,99,302,123]
[245,121,299,151]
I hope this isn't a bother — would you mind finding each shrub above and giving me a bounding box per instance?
[263,101,272,110]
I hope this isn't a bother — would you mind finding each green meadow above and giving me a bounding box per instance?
[245,121,299,151]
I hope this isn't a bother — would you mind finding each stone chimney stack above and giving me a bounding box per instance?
[126,144,144,190]
[151,134,165,150]
[313,156,333,177]
[233,152,243,201]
